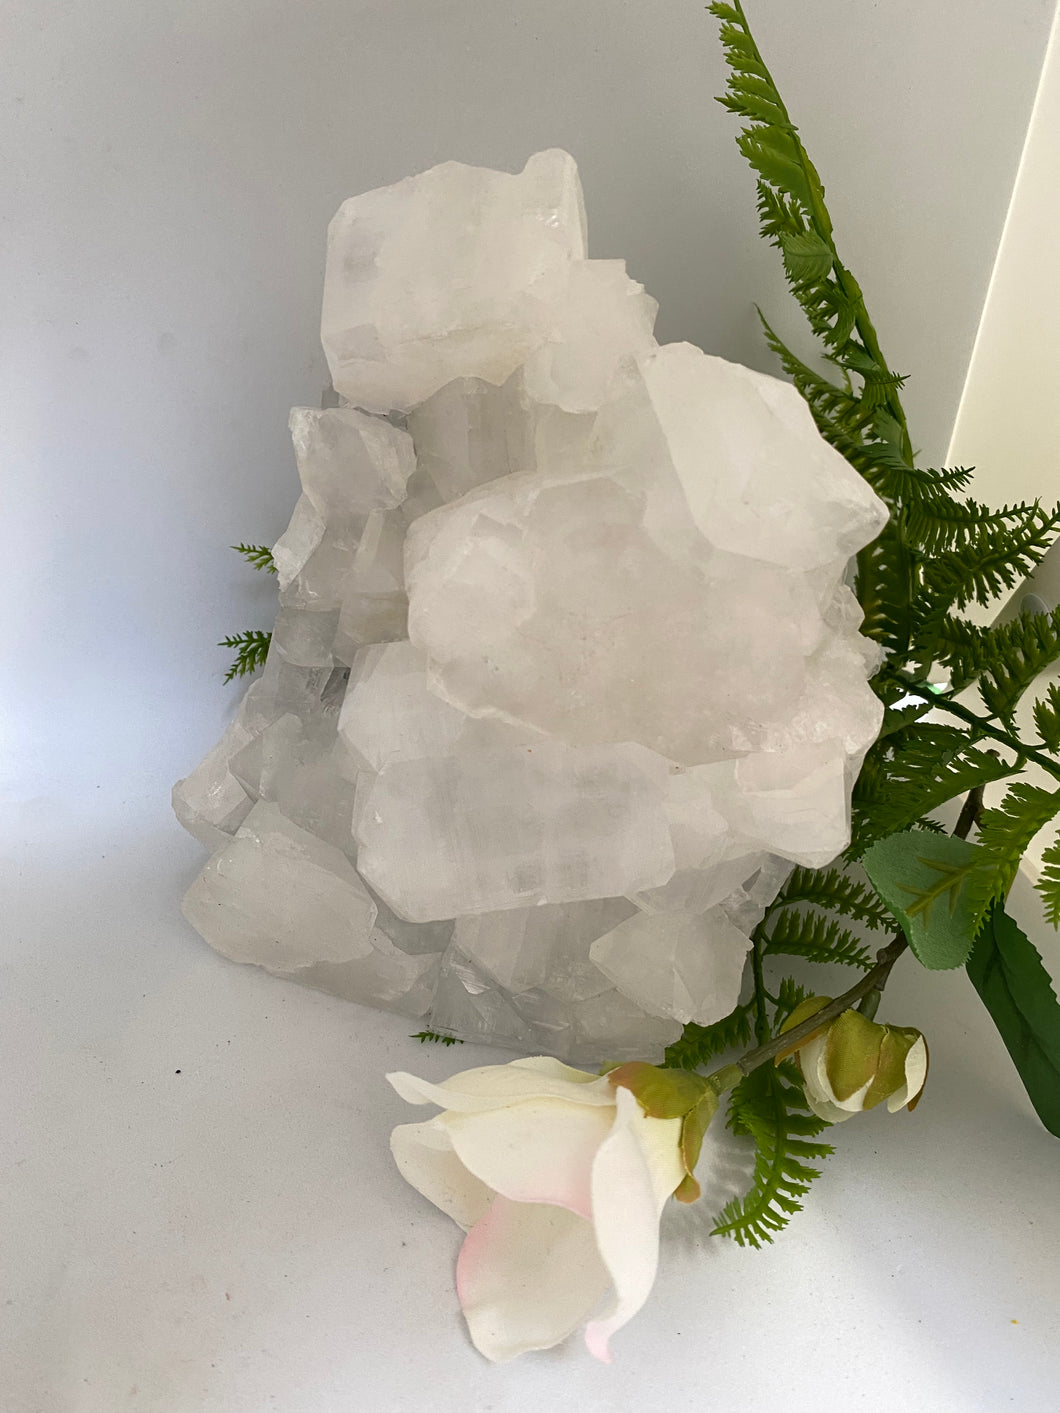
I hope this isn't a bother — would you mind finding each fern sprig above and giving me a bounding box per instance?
[968,784,1060,930]
[761,909,872,971]
[663,1002,753,1071]
[713,1062,833,1248]
[220,629,272,682]
[765,865,890,930]
[232,542,277,573]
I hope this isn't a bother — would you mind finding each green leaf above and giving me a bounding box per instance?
[1033,682,1060,753]
[977,609,1060,725]
[966,904,1060,1137]
[607,1062,713,1119]
[1036,830,1060,926]
[219,629,272,683]
[663,1002,753,1070]
[232,542,277,574]
[967,784,1060,931]
[849,726,1019,856]
[712,1063,833,1248]
[410,1030,463,1046]
[765,865,890,930]
[779,229,833,283]
[861,830,980,969]
[762,909,873,970]
[676,1093,720,1204]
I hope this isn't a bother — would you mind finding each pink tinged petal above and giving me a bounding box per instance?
[444,1097,616,1220]
[583,1087,684,1363]
[386,1062,615,1113]
[887,1035,929,1112]
[390,1119,494,1231]
[456,1196,610,1363]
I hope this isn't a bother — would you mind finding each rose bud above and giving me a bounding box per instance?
[779,997,928,1124]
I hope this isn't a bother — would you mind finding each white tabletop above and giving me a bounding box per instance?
[4,773,1059,1413]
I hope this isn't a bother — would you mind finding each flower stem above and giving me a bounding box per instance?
[709,934,908,1087]
[704,783,983,1095]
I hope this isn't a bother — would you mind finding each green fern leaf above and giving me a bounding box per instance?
[713,1063,833,1248]
[220,629,272,683]
[779,230,834,283]
[918,504,1060,621]
[1036,830,1060,926]
[967,783,1060,930]
[762,909,872,970]
[766,865,890,930]
[927,615,992,691]
[976,610,1060,725]
[856,526,913,652]
[850,726,1019,855]
[901,496,1044,559]
[1033,682,1060,753]
[232,542,277,573]
[663,1002,753,1071]
[772,978,813,1026]
[411,1030,463,1046]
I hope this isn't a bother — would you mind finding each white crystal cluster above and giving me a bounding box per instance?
[174,150,888,1064]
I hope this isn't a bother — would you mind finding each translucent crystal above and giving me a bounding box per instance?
[355,742,675,922]
[176,150,888,1062]
[181,802,377,971]
[321,150,588,413]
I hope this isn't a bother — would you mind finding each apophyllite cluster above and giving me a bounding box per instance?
[174,149,887,1063]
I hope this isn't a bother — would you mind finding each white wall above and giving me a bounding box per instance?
[944,4,1060,879]
[3,0,1055,802]
[948,1,1060,571]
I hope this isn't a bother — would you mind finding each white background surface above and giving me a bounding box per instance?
[5,1,1060,1409]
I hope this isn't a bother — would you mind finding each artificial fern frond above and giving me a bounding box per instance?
[709,0,912,464]
[849,727,1018,856]
[762,909,872,970]
[411,1030,463,1046]
[1033,682,1060,753]
[766,865,890,931]
[772,977,813,1026]
[928,615,993,691]
[918,504,1060,621]
[967,783,1060,930]
[220,629,272,682]
[1036,830,1060,926]
[975,609,1060,725]
[663,1002,753,1071]
[901,496,1045,559]
[855,527,913,652]
[232,542,277,573]
[713,1062,833,1248]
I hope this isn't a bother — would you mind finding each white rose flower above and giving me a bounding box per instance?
[387,1055,707,1363]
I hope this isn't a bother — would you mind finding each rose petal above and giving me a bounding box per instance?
[444,1097,616,1220]
[801,1033,870,1114]
[387,1061,615,1113]
[887,1035,929,1112]
[583,1086,684,1362]
[802,1089,854,1124]
[390,1118,494,1231]
[456,1196,610,1362]
[508,1055,604,1085]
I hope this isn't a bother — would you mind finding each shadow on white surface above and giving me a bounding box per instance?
[3,786,1059,1412]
